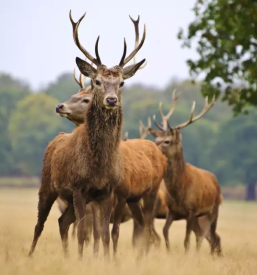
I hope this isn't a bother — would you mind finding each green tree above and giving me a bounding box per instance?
[43,72,87,133]
[9,93,63,176]
[0,74,31,175]
[178,0,257,115]
[43,73,87,103]
[211,109,257,200]
[122,85,163,139]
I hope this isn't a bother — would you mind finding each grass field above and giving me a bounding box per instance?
[0,188,256,275]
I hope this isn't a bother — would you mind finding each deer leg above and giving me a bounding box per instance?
[71,220,77,240]
[28,191,57,256]
[100,192,114,259]
[128,201,145,247]
[209,214,222,256]
[58,203,76,257]
[132,219,140,247]
[184,212,195,253]
[192,219,204,252]
[83,205,93,246]
[91,202,101,256]
[111,197,126,255]
[73,189,86,259]
[72,207,92,245]
[143,190,160,252]
[163,209,173,252]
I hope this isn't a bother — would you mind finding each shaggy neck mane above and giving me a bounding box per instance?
[164,145,186,198]
[84,91,123,168]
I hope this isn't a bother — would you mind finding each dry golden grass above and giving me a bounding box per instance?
[0,188,256,275]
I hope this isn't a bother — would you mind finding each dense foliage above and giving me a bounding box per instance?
[178,0,257,115]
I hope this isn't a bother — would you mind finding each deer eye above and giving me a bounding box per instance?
[120,81,125,87]
[82,99,90,103]
[164,141,170,145]
[95,80,101,86]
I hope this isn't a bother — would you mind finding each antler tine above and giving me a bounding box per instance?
[166,89,180,118]
[147,116,151,129]
[119,38,127,66]
[69,10,102,67]
[123,132,129,141]
[119,21,146,67]
[191,95,215,121]
[79,72,85,88]
[73,69,83,88]
[158,102,165,118]
[95,36,102,65]
[129,15,140,65]
[158,101,169,130]
[175,95,215,130]
[139,120,144,138]
[153,115,165,131]
[139,117,151,139]
[139,61,147,70]
[158,89,181,130]
[129,15,147,70]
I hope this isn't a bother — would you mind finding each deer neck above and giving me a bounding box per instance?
[84,92,123,168]
[164,144,185,197]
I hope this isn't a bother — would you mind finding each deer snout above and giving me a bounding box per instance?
[106,97,117,106]
[56,104,64,113]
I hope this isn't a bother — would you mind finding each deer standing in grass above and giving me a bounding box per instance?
[29,11,167,258]
[55,15,147,242]
[56,68,132,240]
[147,91,222,256]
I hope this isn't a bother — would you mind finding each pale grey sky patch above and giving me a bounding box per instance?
[1,0,197,90]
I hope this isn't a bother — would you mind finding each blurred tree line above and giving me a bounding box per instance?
[0,73,256,199]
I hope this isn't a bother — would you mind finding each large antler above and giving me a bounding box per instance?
[175,95,215,130]
[153,89,180,131]
[129,16,147,70]
[119,17,146,67]
[69,11,102,67]
[139,117,151,139]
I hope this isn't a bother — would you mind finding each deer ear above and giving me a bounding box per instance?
[76,57,96,79]
[149,128,160,138]
[122,59,146,80]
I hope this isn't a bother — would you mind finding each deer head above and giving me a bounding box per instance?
[55,66,93,125]
[149,90,215,157]
[69,11,146,111]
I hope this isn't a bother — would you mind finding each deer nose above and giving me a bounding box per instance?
[56,104,64,113]
[106,97,117,106]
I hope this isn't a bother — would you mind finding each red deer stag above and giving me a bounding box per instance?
[148,91,222,256]
[29,11,167,259]
[56,69,132,243]
[140,116,220,252]
[55,15,147,241]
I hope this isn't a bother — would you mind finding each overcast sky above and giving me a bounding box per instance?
[1,0,198,90]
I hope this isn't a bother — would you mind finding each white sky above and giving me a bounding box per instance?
[1,0,197,90]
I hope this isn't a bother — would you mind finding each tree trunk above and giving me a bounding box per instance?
[246,182,256,201]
